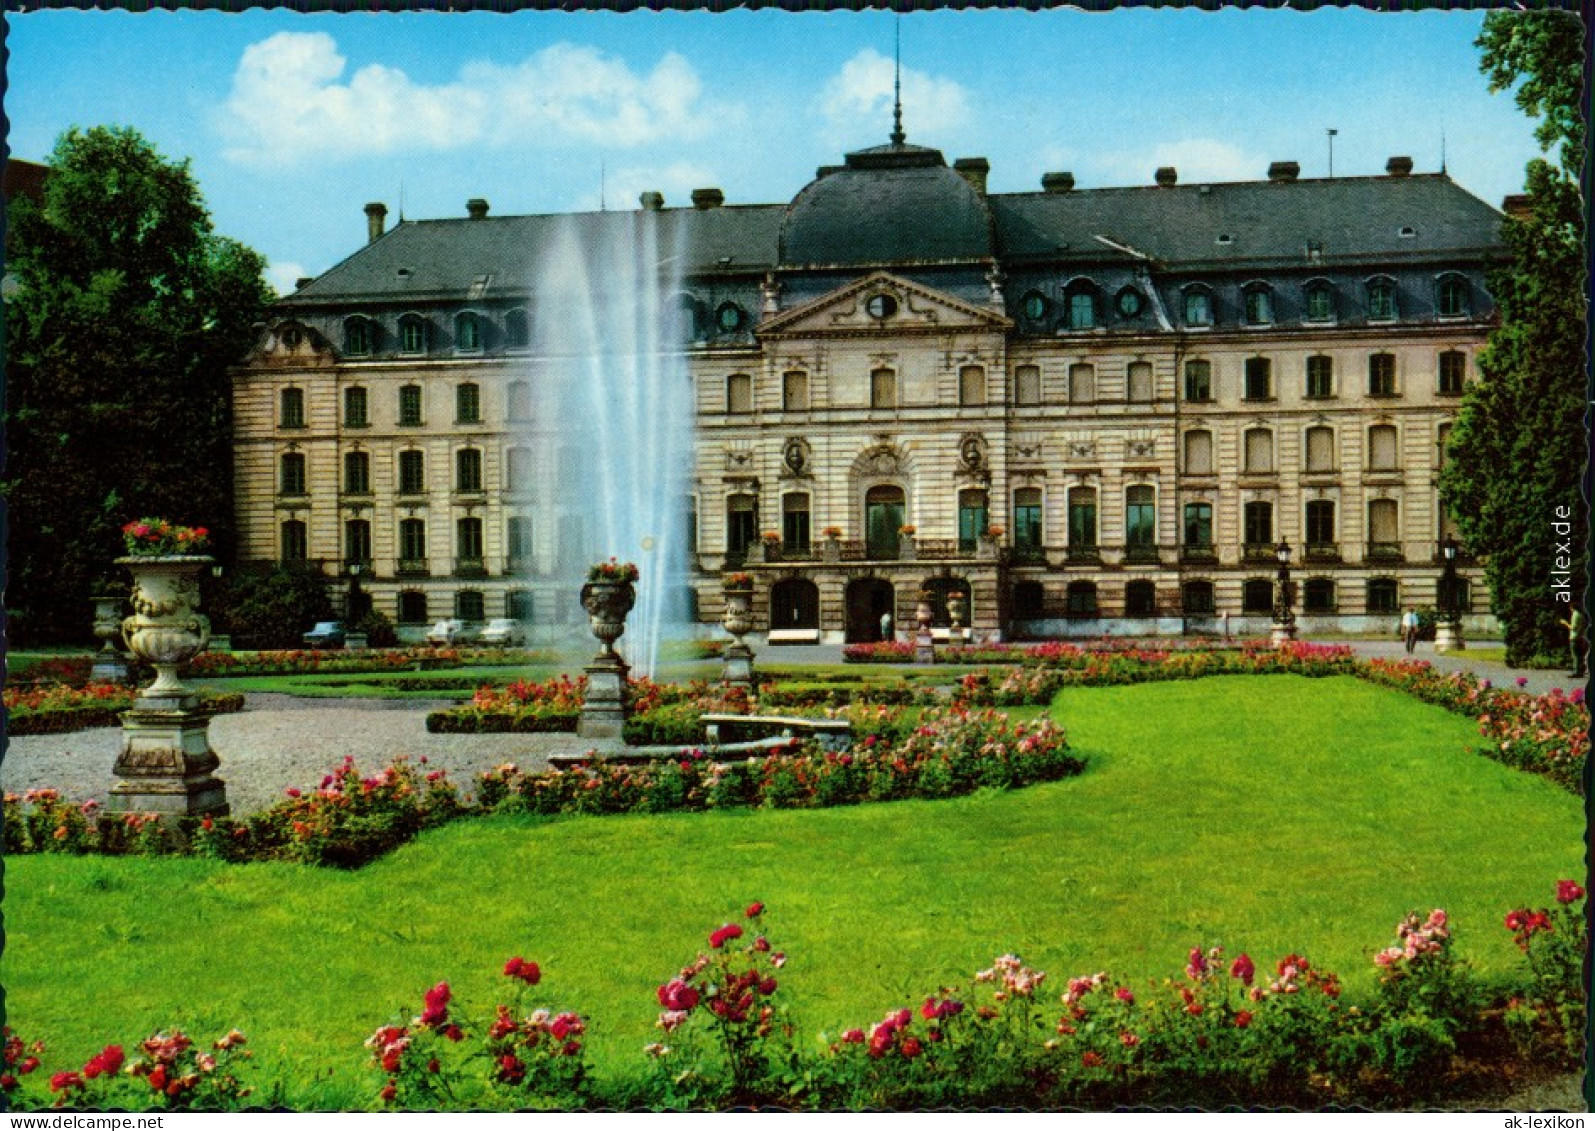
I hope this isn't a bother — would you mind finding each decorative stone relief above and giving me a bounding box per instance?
[782,437,811,477]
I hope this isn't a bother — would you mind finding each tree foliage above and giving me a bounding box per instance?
[4,126,273,643]
[1440,10,1588,665]
[212,563,336,650]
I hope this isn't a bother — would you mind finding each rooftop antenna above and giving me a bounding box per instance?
[398,179,405,222]
[890,16,905,146]
[1440,122,1447,174]
[600,158,607,212]
[1326,128,1338,178]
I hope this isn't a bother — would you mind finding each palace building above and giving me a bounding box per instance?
[233,127,1506,643]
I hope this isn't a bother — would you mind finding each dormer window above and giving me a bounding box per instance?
[399,314,427,355]
[1020,290,1050,324]
[343,316,372,357]
[455,311,482,352]
[1366,278,1397,322]
[1064,281,1097,330]
[1243,284,1274,326]
[1437,274,1469,318]
[1183,287,1213,328]
[1304,280,1335,323]
[716,302,745,333]
[504,309,529,349]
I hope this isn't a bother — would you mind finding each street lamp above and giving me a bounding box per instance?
[348,561,365,618]
[1271,539,1298,645]
[1435,535,1465,653]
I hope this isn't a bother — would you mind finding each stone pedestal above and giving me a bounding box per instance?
[1434,618,1465,654]
[721,588,756,690]
[111,700,229,816]
[722,642,755,689]
[822,538,841,564]
[1269,619,1299,646]
[578,656,630,741]
[915,632,936,664]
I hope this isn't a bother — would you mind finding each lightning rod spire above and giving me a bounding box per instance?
[890,18,905,146]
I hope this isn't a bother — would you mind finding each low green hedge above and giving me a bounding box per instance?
[8,691,247,736]
[425,706,579,734]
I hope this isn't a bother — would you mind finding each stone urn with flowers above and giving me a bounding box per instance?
[111,518,228,816]
[578,558,638,741]
[914,589,937,664]
[721,572,757,688]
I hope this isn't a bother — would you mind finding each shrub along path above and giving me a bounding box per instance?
[2,675,1580,1106]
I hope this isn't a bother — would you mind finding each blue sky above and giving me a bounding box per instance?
[6,7,1545,294]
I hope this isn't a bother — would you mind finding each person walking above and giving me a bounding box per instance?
[1562,606,1587,678]
[880,609,894,643]
[1402,607,1419,654]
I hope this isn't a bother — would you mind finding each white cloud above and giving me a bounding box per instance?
[572,160,722,213]
[1091,139,1269,187]
[816,49,971,145]
[266,259,310,296]
[218,32,735,167]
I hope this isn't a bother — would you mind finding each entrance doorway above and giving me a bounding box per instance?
[770,578,820,630]
[845,578,896,642]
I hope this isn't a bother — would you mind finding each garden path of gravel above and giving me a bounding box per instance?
[1,694,598,815]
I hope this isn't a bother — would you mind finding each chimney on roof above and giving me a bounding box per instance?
[953,157,990,195]
[1155,166,1178,187]
[295,276,313,291]
[466,198,490,219]
[1386,156,1414,177]
[364,202,387,244]
[1041,171,1076,193]
[691,188,724,210]
[1501,193,1533,220]
[1267,161,1300,182]
[639,191,664,212]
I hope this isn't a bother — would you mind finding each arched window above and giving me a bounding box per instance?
[456,447,483,492]
[959,365,985,407]
[398,591,429,624]
[1068,363,1096,404]
[344,385,369,427]
[1065,282,1098,330]
[280,452,307,496]
[866,485,906,559]
[399,314,427,355]
[1243,284,1274,326]
[1066,581,1098,616]
[345,519,371,566]
[280,387,305,428]
[507,380,532,423]
[1438,350,1466,395]
[1366,578,1399,614]
[456,382,481,423]
[1183,286,1213,327]
[770,578,821,630]
[503,309,529,349]
[1304,279,1335,322]
[280,519,308,563]
[1184,430,1213,475]
[1368,425,1399,470]
[1013,487,1043,554]
[506,447,533,493]
[398,449,426,495]
[1014,365,1041,407]
[1303,578,1336,613]
[1127,361,1154,403]
[456,517,484,567]
[1368,353,1397,397]
[958,488,989,552]
[1125,579,1157,616]
[344,450,370,495]
[1242,578,1274,614]
[1306,500,1336,548]
[1182,580,1215,614]
[343,317,373,356]
[1305,426,1335,472]
[456,590,486,622]
[1244,501,1274,548]
[726,373,753,413]
[455,311,482,352]
[398,519,427,570]
[1243,428,1274,473]
[1125,486,1156,551]
[1437,274,1469,318]
[1366,277,1397,321]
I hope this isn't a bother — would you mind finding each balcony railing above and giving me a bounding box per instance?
[1303,542,1341,563]
[1010,544,1048,565]
[1242,543,1278,563]
[1123,543,1161,564]
[1180,544,1218,562]
[1366,542,1404,562]
[914,538,963,561]
[396,558,430,577]
[1065,545,1101,564]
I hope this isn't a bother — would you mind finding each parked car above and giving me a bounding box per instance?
[478,618,527,647]
[302,621,346,649]
[425,618,475,647]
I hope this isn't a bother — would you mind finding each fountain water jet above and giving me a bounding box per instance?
[523,212,696,677]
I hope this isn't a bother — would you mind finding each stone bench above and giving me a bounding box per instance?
[700,712,852,751]
[767,628,822,645]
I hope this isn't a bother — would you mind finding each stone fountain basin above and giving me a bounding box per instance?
[549,713,853,767]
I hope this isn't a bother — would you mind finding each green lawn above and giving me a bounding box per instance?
[2,674,1580,1107]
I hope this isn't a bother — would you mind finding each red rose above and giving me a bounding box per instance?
[709,923,744,949]
[657,979,700,1011]
[49,1071,84,1093]
[921,998,940,1020]
[148,1065,168,1091]
[1229,953,1255,986]
[901,1037,922,1059]
[1557,880,1585,904]
[841,1028,866,1044]
[1082,1052,1104,1068]
[745,902,765,918]
[419,981,451,1027]
[379,1082,397,1103]
[758,977,778,996]
[504,957,542,985]
[1235,1011,1253,1029]
[426,1058,440,1074]
[83,1045,124,1079]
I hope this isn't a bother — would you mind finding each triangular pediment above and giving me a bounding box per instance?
[759,271,1012,338]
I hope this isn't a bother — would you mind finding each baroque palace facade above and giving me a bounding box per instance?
[234,130,1504,643]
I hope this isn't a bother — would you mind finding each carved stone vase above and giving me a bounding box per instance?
[112,555,228,816]
[721,587,756,689]
[581,580,635,659]
[915,596,936,664]
[91,591,131,684]
[578,580,635,742]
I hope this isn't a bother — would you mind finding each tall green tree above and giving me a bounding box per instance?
[4,126,273,643]
[1440,10,1587,665]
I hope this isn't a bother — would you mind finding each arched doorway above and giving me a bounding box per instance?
[845,577,896,642]
[770,578,820,630]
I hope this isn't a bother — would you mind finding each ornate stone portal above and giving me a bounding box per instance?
[111,556,229,816]
[578,579,635,740]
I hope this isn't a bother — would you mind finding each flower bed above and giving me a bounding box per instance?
[186,647,547,679]
[4,886,1581,1111]
[842,638,1252,665]
[5,684,246,736]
